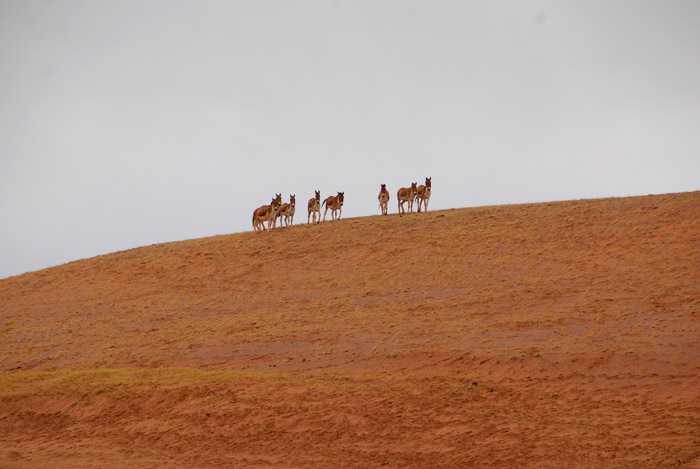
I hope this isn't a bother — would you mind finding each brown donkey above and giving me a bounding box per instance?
[279,194,296,227]
[323,192,344,221]
[378,184,390,215]
[416,177,432,213]
[397,182,417,215]
[252,197,281,232]
[307,190,321,224]
[271,193,283,227]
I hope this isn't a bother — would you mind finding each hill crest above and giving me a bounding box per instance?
[1,191,699,467]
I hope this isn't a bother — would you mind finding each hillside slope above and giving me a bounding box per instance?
[1,191,699,467]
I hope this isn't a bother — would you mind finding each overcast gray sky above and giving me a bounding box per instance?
[1,0,699,279]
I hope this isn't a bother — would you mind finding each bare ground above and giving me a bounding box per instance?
[1,191,699,467]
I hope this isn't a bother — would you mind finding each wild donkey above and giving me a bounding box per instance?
[271,193,283,228]
[279,194,296,227]
[416,177,431,213]
[397,182,417,215]
[307,190,321,224]
[252,197,281,232]
[378,184,390,215]
[323,192,344,221]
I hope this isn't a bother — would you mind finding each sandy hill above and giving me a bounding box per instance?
[1,191,699,468]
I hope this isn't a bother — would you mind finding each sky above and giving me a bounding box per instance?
[1,0,699,279]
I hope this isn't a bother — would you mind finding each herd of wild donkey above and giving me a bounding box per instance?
[252,177,432,232]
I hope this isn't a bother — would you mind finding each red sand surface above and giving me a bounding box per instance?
[1,191,699,467]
